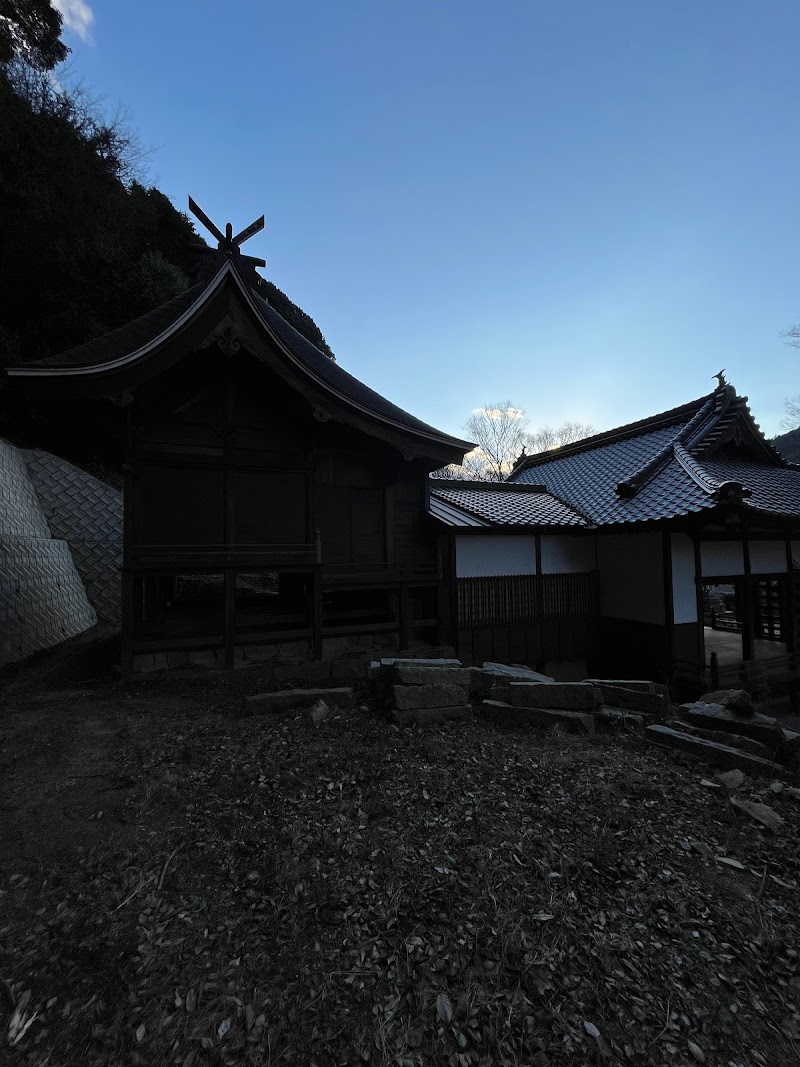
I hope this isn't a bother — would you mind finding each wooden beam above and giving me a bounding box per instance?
[312,567,323,660]
[399,583,410,651]
[742,535,754,662]
[662,529,674,675]
[693,535,705,668]
[223,569,235,670]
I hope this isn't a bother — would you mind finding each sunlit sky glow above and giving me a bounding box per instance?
[57,0,800,439]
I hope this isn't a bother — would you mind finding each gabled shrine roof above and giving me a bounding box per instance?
[9,257,473,461]
[508,384,800,525]
[429,480,589,528]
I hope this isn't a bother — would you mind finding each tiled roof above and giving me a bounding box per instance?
[429,481,588,527]
[509,385,800,526]
[25,284,206,368]
[13,258,473,455]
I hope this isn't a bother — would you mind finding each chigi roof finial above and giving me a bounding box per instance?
[713,368,727,389]
[188,197,267,268]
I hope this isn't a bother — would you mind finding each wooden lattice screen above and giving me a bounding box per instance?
[457,571,599,628]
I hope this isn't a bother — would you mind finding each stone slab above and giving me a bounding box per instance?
[593,684,669,715]
[697,688,754,717]
[646,725,785,776]
[392,705,472,725]
[482,662,555,682]
[393,682,469,710]
[480,699,596,733]
[378,657,462,669]
[585,678,669,699]
[242,687,353,716]
[393,664,472,686]
[491,681,601,710]
[679,702,783,744]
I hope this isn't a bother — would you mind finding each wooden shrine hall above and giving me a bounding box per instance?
[8,202,473,674]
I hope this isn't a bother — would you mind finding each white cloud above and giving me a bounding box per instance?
[53,0,94,44]
[473,406,526,422]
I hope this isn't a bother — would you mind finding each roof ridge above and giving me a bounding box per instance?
[509,390,714,476]
[429,479,547,493]
[615,393,719,499]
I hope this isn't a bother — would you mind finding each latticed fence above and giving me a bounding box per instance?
[457,571,599,628]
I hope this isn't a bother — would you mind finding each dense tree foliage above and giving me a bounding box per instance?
[0,16,333,366]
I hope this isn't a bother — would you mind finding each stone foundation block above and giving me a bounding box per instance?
[679,703,783,745]
[592,684,668,715]
[393,682,469,710]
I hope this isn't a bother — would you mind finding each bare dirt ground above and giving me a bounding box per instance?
[1,635,800,1066]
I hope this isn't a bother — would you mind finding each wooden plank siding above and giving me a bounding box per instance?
[455,571,600,668]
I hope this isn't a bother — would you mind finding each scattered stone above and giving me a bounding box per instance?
[678,703,783,745]
[482,661,554,682]
[697,689,754,717]
[715,856,746,871]
[770,781,784,794]
[690,840,715,860]
[700,779,722,789]
[491,681,601,710]
[379,657,462,669]
[730,797,785,831]
[646,725,784,775]
[595,708,644,729]
[309,699,331,725]
[393,683,469,711]
[470,663,553,699]
[480,700,596,734]
[242,687,353,716]
[715,769,746,790]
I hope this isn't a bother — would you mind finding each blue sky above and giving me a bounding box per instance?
[55,0,800,439]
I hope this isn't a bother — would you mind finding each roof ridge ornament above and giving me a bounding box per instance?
[714,369,727,389]
[188,197,267,269]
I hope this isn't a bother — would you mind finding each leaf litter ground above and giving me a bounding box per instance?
[1,657,799,1066]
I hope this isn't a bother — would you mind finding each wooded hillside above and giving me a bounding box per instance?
[0,9,333,366]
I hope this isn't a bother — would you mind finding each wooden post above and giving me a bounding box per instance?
[120,569,135,678]
[693,535,705,669]
[312,566,323,661]
[742,536,754,662]
[662,529,674,676]
[399,583,410,651]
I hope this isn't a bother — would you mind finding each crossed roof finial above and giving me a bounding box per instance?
[188,197,266,268]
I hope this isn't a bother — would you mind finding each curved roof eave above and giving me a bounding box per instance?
[8,258,473,458]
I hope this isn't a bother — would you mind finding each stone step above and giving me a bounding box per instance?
[665,720,774,760]
[646,725,785,776]
[590,684,669,715]
[393,682,469,711]
[480,699,596,734]
[242,687,353,716]
[491,680,601,710]
[392,705,472,725]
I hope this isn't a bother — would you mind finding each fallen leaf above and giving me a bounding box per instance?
[436,993,453,1024]
[584,1020,600,1039]
[688,1039,705,1062]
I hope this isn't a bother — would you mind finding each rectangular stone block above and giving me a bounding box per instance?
[593,684,668,715]
[331,657,372,680]
[276,639,312,660]
[491,681,600,710]
[482,662,555,682]
[242,686,353,715]
[646,725,785,775]
[394,664,472,686]
[392,705,472,725]
[393,682,469,710]
[243,643,278,662]
[595,708,645,729]
[480,699,595,733]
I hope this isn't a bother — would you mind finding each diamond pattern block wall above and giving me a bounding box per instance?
[24,450,123,622]
[0,440,98,665]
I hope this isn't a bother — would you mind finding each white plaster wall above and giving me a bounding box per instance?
[749,541,787,574]
[540,535,596,574]
[700,541,744,576]
[671,533,697,624]
[455,534,536,577]
[596,532,665,624]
